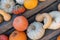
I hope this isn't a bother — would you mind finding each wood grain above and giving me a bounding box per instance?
[41,29,60,40]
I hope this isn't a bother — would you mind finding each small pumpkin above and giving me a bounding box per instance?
[24,0,38,9]
[9,30,27,40]
[27,22,45,40]
[13,16,28,31]
[12,5,25,14]
[0,0,15,13]
[57,35,60,40]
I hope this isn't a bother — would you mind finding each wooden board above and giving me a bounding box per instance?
[0,0,56,34]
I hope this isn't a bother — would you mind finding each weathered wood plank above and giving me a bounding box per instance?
[41,29,60,40]
[0,0,56,34]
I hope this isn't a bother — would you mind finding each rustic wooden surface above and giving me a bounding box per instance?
[0,0,56,34]
[0,0,60,40]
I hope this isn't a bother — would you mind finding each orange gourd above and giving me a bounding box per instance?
[13,16,28,31]
[57,35,60,40]
[9,30,27,40]
[12,5,25,14]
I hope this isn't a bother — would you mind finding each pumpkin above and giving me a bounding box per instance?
[13,16,28,31]
[44,11,60,30]
[9,30,27,40]
[57,35,60,40]
[12,5,25,14]
[24,0,38,9]
[0,34,8,40]
[27,22,45,40]
[0,0,15,13]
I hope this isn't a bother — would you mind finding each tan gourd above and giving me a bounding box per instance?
[0,15,3,23]
[0,9,11,21]
[36,13,52,29]
[44,11,60,30]
[58,3,60,11]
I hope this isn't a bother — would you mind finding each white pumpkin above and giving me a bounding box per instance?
[44,11,60,30]
[0,0,15,13]
[27,22,45,40]
[16,0,24,5]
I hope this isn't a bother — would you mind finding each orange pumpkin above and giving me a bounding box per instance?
[12,5,25,14]
[9,30,27,40]
[57,35,60,40]
[13,16,28,31]
[24,0,38,9]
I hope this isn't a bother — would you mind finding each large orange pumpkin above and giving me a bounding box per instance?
[9,30,27,40]
[57,35,60,40]
[13,16,28,31]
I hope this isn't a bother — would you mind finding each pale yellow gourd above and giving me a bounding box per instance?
[58,3,60,11]
[0,9,11,21]
[36,13,52,29]
[0,15,3,23]
[44,11,60,30]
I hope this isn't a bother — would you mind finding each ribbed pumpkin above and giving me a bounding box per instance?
[27,22,45,40]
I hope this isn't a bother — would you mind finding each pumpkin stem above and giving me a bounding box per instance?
[12,32,17,37]
[5,4,10,8]
[31,25,36,30]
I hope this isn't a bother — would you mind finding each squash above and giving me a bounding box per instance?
[27,22,45,40]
